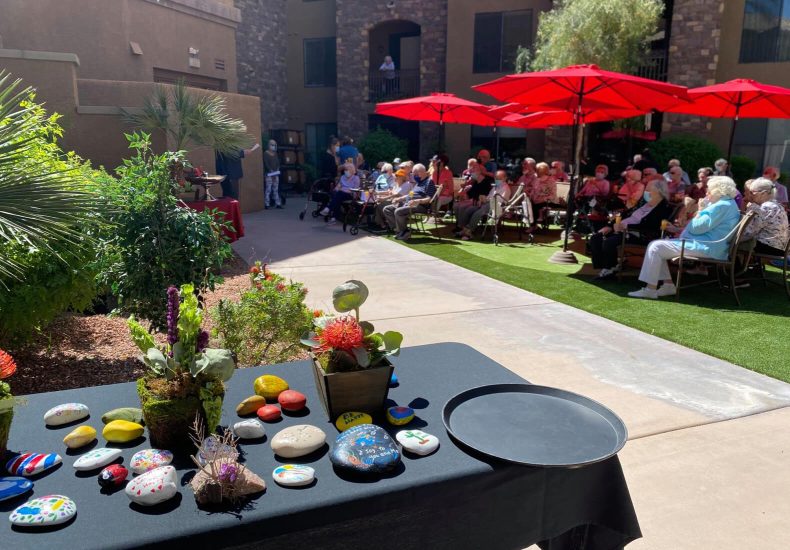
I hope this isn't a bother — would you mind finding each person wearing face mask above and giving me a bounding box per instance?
[577,165,610,199]
[383,164,435,240]
[263,139,282,209]
[617,169,645,210]
[455,170,512,241]
[320,136,340,179]
[589,178,674,279]
[628,176,741,299]
[321,163,360,225]
[214,142,260,201]
[516,158,537,191]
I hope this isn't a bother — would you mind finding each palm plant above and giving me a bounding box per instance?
[125,80,251,156]
[0,71,101,284]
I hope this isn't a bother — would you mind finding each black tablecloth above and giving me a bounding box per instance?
[1,343,641,549]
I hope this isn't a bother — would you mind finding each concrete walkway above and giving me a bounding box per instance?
[234,204,790,549]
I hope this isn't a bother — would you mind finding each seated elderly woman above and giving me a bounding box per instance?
[742,177,789,255]
[590,178,674,279]
[375,163,395,192]
[321,163,360,225]
[527,162,557,227]
[455,170,512,241]
[628,176,742,299]
[374,168,412,229]
[617,169,645,210]
[383,163,434,241]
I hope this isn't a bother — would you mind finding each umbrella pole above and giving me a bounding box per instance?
[727,116,738,163]
[494,125,500,161]
[550,106,582,264]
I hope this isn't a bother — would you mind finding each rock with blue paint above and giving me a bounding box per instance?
[6,452,62,477]
[389,372,399,386]
[272,464,315,487]
[196,435,239,466]
[72,447,122,471]
[9,494,76,527]
[125,465,178,506]
[329,423,401,473]
[130,449,173,474]
[396,429,439,456]
[44,403,89,426]
[0,477,33,502]
[386,406,414,426]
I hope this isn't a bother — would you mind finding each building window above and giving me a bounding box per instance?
[733,118,790,175]
[473,10,533,74]
[304,37,337,87]
[739,0,790,63]
[305,122,338,166]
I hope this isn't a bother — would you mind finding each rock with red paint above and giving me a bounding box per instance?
[98,464,129,488]
[125,465,178,506]
[256,404,282,422]
[277,390,307,411]
[5,452,62,477]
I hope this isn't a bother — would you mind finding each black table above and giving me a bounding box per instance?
[1,343,641,549]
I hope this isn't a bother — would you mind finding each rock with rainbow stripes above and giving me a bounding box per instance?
[5,452,62,477]
[9,494,76,527]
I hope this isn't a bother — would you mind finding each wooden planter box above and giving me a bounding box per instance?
[310,355,394,420]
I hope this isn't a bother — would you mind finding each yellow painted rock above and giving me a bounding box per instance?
[63,425,97,449]
[236,395,267,416]
[335,411,373,432]
[253,375,289,400]
[102,420,144,443]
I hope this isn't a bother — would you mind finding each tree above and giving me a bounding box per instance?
[530,0,663,72]
[125,80,251,156]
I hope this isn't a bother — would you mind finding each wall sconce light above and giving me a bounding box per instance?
[188,47,200,69]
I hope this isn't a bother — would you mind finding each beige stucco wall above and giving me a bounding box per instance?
[0,0,238,91]
[1,55,263,213]
[285,0,338,132]
[444,0,551,168]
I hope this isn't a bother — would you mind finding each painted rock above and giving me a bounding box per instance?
[130,449,173,474]
[101,407,144,425]
[386,406,415,426]
[396,429,440,456]
[9,495,76,527]
[73,447,122,471]
[253,374,289,400]
[196,435,239,467]
[102,419,144,442]
[233,419,266,439]
[389,372,399,386]
[236,395,267,416]
[6,452,62,477]
[256,404,282,422]
[277,390,307,411]
[272,464,315,487]
[63,425,97,449]
[43,403,89,426]
[334,411,373,432]
[98,464,128,488]
[125,465,178,506]
[270,425,326,458]
[329,424,402,473]
[0,477,33,502]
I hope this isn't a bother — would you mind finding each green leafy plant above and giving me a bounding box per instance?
[651,135,723,179]
[357,128,408,167]
[212,262,313,366]
[95,133,233,330]
[730,155,757,186]
[301,280,403,373]
[125,80,251,156]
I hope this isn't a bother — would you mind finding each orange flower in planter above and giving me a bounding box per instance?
[0,350,16,379]
[319,316,364,353]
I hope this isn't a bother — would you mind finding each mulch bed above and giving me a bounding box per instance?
[7,254,255,396]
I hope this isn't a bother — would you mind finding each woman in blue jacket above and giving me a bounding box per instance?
[628,176,742,299]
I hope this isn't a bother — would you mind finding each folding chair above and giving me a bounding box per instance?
[408,184,443,237]
[482,183,524,245]
[672,211,756,306]
[748,236,790,299]
[616,203,685,281]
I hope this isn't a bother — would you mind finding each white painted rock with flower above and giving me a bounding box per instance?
[44,403,89,426]
[125,465,178,506]
[9,494,76,527]
[130,449,173,474]
[73,447,122,471]
[233,419,266,440]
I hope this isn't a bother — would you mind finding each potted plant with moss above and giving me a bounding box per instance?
[129,284,235,451]
[301,280,402,418]
[0,349,18,457]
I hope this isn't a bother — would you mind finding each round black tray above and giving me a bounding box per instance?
[442,383,627,468]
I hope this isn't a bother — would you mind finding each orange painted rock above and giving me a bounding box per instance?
[277,390,306,411]
[257,405,282,422]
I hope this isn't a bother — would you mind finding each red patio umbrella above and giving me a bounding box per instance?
[474,64,688,261]
[509,108,650,129]
[665,78,790,160]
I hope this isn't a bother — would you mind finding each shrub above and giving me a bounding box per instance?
[730,155,757,186]
[95,133,233,331]
[650,134,722,176]
[212,262,312,366]
[357,128,408,166]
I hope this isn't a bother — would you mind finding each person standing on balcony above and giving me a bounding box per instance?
[379,55,397,96]
[263,139,282,209]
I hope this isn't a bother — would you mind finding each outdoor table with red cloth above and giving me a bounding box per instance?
[183,197,244,242]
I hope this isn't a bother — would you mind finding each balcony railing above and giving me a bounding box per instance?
[368,69,420,102]
[636,51,668,82]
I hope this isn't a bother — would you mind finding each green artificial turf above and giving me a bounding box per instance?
[398,227,790,383]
